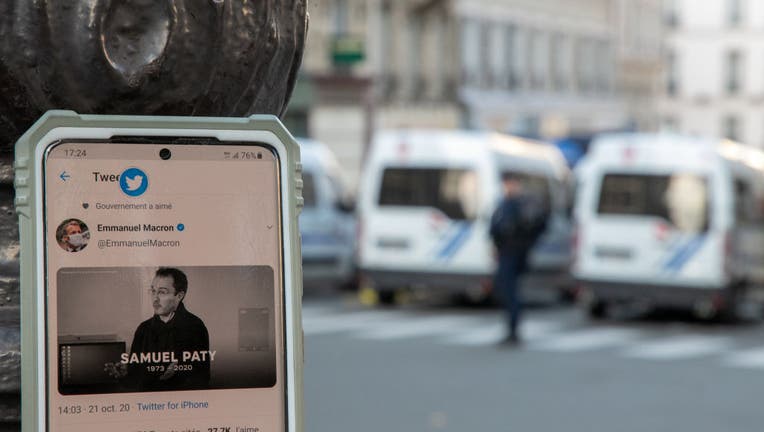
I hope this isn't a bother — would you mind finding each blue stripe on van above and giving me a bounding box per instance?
[436,222,472,260]
[662,234,706,273]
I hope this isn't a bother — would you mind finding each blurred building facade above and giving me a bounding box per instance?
[285,0,374,185]
[462,0,622,137]
[615,0,665,132]
[287,0,664,185]
[660,0,764,147]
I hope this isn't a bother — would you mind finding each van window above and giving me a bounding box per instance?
[503,172,551,210]
[735,179,764,223]
[302,172,317,208]
[378,167,478,220]
[597,173,709,232]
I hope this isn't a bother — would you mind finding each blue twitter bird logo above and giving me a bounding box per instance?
[120,168,149,196]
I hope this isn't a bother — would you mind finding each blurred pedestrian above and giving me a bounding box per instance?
[489,173,548,346]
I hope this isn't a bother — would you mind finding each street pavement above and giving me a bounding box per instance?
[303,295,764,432]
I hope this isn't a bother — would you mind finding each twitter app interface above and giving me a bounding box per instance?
[44,142,285,432]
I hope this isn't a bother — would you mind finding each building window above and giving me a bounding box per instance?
[664,0,679,28]
[723,115,741,141]
[354,0,366,21]
[476,23,489,88]
[525,30,536,89]
[282,109,309,138]
[576,39,595,93]
[560,36,573,92]
[378,0,393,94]
[406,15,422,99]
[728,0,742,27]
[433,14,449,100]
[505,26,517,90]
[513,28,527,90]
[530,31,549,90]
[662,117,678,132]
[488,23,505,89]
[461,19,480,87]
[595,40,612,94]
[666,50,678,97]
[551,34,567,91]
[331,0,349,35]
[726,50,742,95]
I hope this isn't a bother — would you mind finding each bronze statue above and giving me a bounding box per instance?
[0,0,308,147]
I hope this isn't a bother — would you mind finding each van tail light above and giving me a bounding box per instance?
[654,220,670,242]
[571,223,581,269]
[355,216,364,263]
[481,277,494,295]
[723,230,733,277]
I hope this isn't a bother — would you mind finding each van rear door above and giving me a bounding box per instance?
[363,166,486,272]
[579,172,722,286]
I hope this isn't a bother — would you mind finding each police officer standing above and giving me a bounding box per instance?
[490,173,548,346]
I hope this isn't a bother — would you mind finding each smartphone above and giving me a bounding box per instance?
[15,112,304,432]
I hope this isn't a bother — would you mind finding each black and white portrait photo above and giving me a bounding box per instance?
[56,266,277,395]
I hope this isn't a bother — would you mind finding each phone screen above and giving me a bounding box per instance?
[43,141,286,432]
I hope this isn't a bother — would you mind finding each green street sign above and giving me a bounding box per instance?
[331,35,365,65]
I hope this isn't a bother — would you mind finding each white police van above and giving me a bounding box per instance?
[297,138,357,290]
[573,133,764,319]
[357,129,573,304]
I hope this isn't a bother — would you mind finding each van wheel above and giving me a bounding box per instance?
[377,290,396,306]
[558,288,577,304]
[716,284,745,323]
[716,298,742,323]
[587,300,609,320]
[717,307,740,324]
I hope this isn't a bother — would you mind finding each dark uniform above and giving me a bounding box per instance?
[128,302,210,391]
[490,194,547,343]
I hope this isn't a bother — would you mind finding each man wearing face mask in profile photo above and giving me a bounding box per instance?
[56,219,89,252]
[106,267,211,391]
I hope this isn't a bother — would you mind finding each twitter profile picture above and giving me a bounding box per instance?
[56,219,90,252]
[120,167,148,197]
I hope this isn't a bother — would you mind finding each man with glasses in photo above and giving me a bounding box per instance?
[108,267,211,391]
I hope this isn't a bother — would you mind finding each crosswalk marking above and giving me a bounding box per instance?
[722,348,764,369]
[445,323,505,346]
[302,304,764,370]
[527,328,641,352]
[355,315,483,340]
[445,320,563,346]
[622,336,731,360]
[304,310,402,335]
[301,304,338,320]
